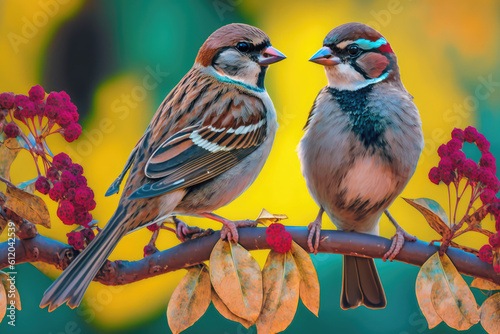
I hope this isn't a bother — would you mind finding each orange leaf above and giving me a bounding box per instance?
[0,138,20,183]
[3,186,50,228]
[480,292,500,334]
[209,239,262,323]
[290,241,319,316]
[417,252,479,330]
[404,198,450,236]
[0,271,20,311]
[256,250,300,334]
[471,278,500,291]
[0,281,5,323]
[166,265,211,334]
[211,287,252,329]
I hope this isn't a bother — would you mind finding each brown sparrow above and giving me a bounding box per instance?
[298,22,423,309]
[40,23,286,311]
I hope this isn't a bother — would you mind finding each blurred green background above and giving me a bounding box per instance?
[1,0,499,333]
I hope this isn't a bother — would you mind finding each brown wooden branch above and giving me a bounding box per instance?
[1,226,499,285]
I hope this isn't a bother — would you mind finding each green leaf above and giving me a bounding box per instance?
[404,198,450,236]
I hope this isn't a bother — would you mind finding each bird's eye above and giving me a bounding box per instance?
[236,42,250,52]
[347,44,361,57]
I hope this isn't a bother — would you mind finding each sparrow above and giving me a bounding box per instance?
[40,23,286,311]
[298,22,423,309]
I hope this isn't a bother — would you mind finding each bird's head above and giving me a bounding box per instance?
[309,22,401,91]
[196,23,286,89]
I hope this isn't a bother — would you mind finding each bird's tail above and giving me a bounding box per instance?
[40,209,128,311]
[341,255,386,309]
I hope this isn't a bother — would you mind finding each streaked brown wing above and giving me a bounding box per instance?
[129,79,268,200]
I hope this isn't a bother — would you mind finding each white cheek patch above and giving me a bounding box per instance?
[215,49,262,88]
[325,63,390,91]
[340,156,395,205]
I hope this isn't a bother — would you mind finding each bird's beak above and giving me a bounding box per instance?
[309,47,341,66]
[258,46,286,65]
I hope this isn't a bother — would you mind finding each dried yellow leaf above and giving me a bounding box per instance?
[0,138,20,183]
[256,250,300,334]
[480,292,500,334]
[4,186,50,228]
[471,278,500,291]
[211,287,253,329]
[290,241,319,316]
[209,239,262,323]
[0,271,20,311]
[256,208,287,225]
[416,252,479,331]
[404,198,450,236]
[166,265,211,334]
[0,281,6,322]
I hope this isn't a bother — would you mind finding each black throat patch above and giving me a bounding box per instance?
[328,85,386,148]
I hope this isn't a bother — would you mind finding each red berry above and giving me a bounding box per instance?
[81,228,95,242]
[0,92,15,109]
[428,167,441,185]
[57,111,73,127]
[481,189,496,205]
[44,105,57,119]
[84,199,96,211]
[67,231,85,250]
[52,152,72,170]
[69,163,83,176]
[451,128,465,141]
[75,175,87,187]
[464,126,478,143]
[14,94,29,108]
[147,223,159,232]
[480,152,497,174]
[272,231,292,253]
[35,176,50,195]
[57,200,75,225]
[489,233,500,249]
[479,244,493,264]
[63,122,82,142]
[64,187,76,201]
[447,138,463,153]
[4,123,20,138]
[47,166,60,181]
[75,187,94,205]
[441,170,455,185]
[439,158,453,171]
[476,134,490,153]
[266,223,285,236]
[437,144,450,158]
[59,91,71,103]
[28,85,45,102]
[488,200,500,216]
[21,102,36,119]
[46,92,61,107]
[61,170,76,188]
[450,151,466,167]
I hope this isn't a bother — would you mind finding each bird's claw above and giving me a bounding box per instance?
[221,219,257,244]
[307,220,322,255]
[383,226,417,261]
[174,218,213,242]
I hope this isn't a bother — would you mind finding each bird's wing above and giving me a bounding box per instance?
[129,82,268,200]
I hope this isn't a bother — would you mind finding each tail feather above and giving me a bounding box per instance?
[40,211,127,311]
[341,255,386,310]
